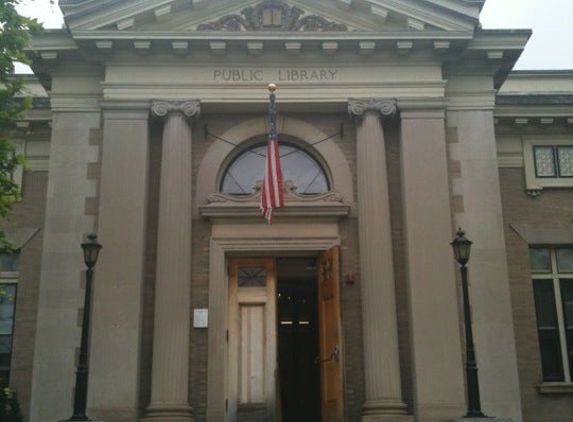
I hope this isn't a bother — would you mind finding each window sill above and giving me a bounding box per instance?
[537,382,573,394]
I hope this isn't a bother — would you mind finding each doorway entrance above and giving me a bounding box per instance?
[276,259,321,422]
[226,247,343,422]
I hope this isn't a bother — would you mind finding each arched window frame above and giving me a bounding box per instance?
[218,135,332,196]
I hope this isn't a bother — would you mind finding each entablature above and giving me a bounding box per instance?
[56,29,475,55]
[199,183,350,221]
[494,96,573,126]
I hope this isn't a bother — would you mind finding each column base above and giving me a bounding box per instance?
[141,404,195,422]
[362,415,413,422]
[452,418,514,422]
[362,399,412,421]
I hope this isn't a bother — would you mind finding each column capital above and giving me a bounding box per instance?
[101,100,152,121]
[151,100,201,120]
[348,98,397,120]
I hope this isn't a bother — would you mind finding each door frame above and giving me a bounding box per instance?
[205,228,341,422]
[227,258,278,422]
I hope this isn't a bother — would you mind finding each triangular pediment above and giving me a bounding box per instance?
[59,0,483,34]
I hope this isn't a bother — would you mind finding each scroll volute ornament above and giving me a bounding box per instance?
[151,100,201,120]
[197,0,347,32]
[348,98,398,120]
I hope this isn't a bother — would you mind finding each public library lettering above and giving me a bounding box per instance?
[213,68,339,82]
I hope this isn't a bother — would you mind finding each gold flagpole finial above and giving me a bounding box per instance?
[268,83,277,93]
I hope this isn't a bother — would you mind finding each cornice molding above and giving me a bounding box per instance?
[468,29,531,52]
[201,180,349,220]
[365,0,478,31]
[100,100,152,120]
[99,99,152,110]
[49,94,103,112]
[496,95,573,106]
[494,104,573,121]
[199,203,350,220]
[207,181,345,205]
[67,29,474,41]
[397,97,448,111]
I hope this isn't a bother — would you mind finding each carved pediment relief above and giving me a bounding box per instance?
[197,0,347,32]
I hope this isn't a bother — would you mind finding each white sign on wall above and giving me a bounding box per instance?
[193,308,208,328]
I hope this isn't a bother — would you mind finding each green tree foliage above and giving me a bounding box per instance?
[0,381,24,422]
[0,0,41,246]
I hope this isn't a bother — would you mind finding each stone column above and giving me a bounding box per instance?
[142,100,200,422]
[448,109,522,420]
[89,102,152,422]
[348,99,411,422]
[400,108,466,421]
[29,111,102,422]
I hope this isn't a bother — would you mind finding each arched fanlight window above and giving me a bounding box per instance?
[221,143,329,195]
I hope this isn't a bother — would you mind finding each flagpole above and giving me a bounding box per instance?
[268,82,276,106]
[268,83,277,144]
[260,83,284,224]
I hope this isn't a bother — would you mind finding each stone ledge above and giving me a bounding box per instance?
[537,382,573,394]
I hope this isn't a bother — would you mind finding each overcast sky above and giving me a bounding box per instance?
[14,0,573,71]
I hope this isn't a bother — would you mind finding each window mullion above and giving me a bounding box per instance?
[552,251,572,382]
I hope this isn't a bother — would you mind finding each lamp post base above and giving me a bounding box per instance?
[452,418,514,422]
[58,420,104,422]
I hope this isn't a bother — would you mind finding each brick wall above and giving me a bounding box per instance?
[500,167,573,422]
[8,170,48,421]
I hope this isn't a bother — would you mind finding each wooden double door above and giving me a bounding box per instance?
[227,247,343,422]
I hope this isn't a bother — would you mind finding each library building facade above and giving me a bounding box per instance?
[3,1,573,422]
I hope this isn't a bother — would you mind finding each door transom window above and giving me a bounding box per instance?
[220,143,329,196]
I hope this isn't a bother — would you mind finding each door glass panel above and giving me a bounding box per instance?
[238,266,267,287]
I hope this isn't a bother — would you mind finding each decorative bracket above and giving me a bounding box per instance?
[526,186,542,197]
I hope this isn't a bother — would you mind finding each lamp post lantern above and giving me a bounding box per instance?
[451,228,486,418]
[69,234,102,421]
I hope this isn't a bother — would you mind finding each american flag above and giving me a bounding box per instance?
[260,90,284,224]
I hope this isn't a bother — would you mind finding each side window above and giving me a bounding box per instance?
[0,252,19,384]
[530,248,573,384]
[523,137,573,195]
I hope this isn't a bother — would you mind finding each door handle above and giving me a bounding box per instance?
[314,345,340,364]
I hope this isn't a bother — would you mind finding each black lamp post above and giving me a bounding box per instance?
[451,228,486,419]
[69,234,102,421]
